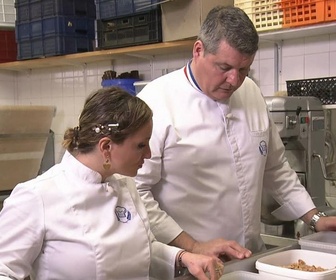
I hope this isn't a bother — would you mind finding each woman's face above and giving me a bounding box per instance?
[110,120,153,177]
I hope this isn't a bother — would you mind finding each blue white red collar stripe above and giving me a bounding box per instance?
[184,60,202,92]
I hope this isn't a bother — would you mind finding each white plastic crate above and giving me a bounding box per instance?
[299,231,336,255]
[234,0,283,32]
[0,0,15,28]
[220,271,266,279]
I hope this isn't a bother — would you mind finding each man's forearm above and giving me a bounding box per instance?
[169,231,198,252]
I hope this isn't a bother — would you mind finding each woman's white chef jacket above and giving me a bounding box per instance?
[0,152,180,280]
[135,66,316,253]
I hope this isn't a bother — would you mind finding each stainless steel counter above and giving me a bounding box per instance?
[175,236,299,279]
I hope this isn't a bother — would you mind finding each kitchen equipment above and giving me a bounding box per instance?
[256,249,336,280]
[0,105,55,195]
[262,96,334,238]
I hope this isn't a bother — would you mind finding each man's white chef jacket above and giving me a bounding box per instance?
[0,152,179,280]
[135,66,315,253]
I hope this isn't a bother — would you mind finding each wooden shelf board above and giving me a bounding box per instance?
[0,39,196,71]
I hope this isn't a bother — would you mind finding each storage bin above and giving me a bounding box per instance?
[256,249,336,279]
[15,0,96,23]
[281,0,335,27]
[95,0,159,20]
[234,0,283,32]
[219,271,266,279]
[286,76,336,105]
[17,34,93,60]
[0,30,17,63]
[161,0,233,42]
[101,79,141,96]
[299,231,336,254]
[16,16,95,40]
[0,0,15,27]
[325,0,336,21]
[97,8,161,49]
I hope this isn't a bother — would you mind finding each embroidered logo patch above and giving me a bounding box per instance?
[115,206,131,223]
[259,140,267,156]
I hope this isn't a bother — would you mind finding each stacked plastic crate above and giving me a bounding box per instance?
[235,0,336,32]
[281,0,336,27]
[95,0,162,49]
[234,0,284,32]
[15,0,96,60]
[0,0,17,63]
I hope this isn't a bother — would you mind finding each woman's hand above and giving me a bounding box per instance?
[191,239,252,261]
[178,251,224,280]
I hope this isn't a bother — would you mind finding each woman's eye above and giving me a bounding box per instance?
[138,143,146,149]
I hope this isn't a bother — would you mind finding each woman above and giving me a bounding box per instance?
[0,87,223,280]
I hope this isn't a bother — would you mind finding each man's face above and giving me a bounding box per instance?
[191,40,255,101]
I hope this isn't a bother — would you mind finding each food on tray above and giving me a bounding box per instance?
[282,259,327,272]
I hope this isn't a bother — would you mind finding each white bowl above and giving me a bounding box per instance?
[256,249,336,280]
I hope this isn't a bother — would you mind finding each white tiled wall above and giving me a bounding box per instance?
[0,34,336,164]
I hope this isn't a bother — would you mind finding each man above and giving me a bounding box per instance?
[134,6,336,259]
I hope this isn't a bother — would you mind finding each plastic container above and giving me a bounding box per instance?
[15,0,96,23]
[0,30,16,63]
[17,34,94,60]
[96,8,162,49]
[95,0,160,20]
[299,231,336,254]
[101,78,141,96]
[286,76,336,105]
[0,0,15,28]
[256,249,336,280]
[325,0,336,21]
[220,271,266,279]
[281,0,331,28]
[234,0,283,32]
[16,16,95,40]
[134,80,149,94]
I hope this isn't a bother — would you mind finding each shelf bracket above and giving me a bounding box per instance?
[274,40,283,93]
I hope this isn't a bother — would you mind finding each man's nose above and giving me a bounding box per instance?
[226,69,239,87]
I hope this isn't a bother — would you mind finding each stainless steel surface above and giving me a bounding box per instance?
[260,234,298,247]
[175,242,300,279]
[262,96,327,237]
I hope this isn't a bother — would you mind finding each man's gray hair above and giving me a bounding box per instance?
[198,6,259,55]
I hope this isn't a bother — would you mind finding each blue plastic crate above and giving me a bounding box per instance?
[16,16,95,40]
[97,8,161,49]
[95,0,160,20]
[17,34,94,60]
[102,79,141,96]
[15,0,96,23]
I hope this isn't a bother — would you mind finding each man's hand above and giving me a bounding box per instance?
[180,251,224,280]
[191,239,252,261]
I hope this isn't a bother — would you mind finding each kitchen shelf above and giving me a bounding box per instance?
[0,39,196,72]
[259,22,336,42]
[0,21,335,72]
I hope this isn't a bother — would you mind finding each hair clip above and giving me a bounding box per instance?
[93,123,119,134]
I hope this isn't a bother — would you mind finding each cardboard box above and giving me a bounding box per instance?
[161,0,234,42]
